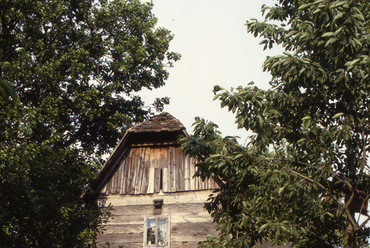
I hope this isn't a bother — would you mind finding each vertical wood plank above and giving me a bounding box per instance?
[112,162,119,194]
[119,157,126,194]
[119,156,127,193]
[168,147,172,192]
[108,169,114,193]
[128,148,138,194]
[109,172,115,194]
[163,167,168,192]
[107,179,112,194]
[140,147,146,193]
[141,147,150,193]
[181,148,185,191]
[159,147,166,169]
[184,155,190,191]
[154,167,161,193]
[116,161,122,193]
[123,149,132,194]
[175,147,184,191]
[147,166,155,194]
[133,148,140,194]
[119,154,129,194]
[151,147,157,169]
[169,146,176,192]
[134,148,145,194]
[160,147,168,192]
[125,149,132,194]
[190,156,196,190]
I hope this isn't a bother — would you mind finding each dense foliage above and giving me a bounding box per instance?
[0,0,179,247]
[0,79,15,103]
[181,0,370,247]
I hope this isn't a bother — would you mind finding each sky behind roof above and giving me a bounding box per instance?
[141,0,281,144]
[140,0,369,228]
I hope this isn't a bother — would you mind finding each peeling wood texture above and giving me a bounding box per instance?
[101,146,217,195]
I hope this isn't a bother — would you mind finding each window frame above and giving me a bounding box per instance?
[143,215,170,248]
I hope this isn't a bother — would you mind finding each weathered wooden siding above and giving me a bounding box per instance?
[101,146,218,195]
[96,191,218,248]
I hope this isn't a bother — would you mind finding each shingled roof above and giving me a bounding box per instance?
[128,112,186,134]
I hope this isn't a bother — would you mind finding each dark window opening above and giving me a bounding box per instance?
[160,169,163,191]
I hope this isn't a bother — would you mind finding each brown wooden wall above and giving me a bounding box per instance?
[101,146,218,195]
[96,198,218,248]
[96,194,292,248]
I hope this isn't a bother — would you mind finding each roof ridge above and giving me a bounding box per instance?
[128,112,185,133]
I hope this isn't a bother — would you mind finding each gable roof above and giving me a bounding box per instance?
[90,112,188,197]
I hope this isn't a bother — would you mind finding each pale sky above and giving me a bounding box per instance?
[142,0,370,227]
[141,0,280,144]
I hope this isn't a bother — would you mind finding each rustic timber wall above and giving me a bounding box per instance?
[96,191,218,248]
[101,146,218,195]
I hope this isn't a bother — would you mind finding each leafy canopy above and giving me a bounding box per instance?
[0,0,179,247]
[181,0,370,247]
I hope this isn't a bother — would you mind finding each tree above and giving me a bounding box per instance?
[0,79,15,103]
[181,0,370,247]
[0,0,179,246]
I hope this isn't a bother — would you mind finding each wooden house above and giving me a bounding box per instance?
[91,112,219,248]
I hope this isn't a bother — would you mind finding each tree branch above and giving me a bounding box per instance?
[289,169,342,206]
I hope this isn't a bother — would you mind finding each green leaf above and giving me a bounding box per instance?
[333,113,344,119]
[260,224,269,233]
[322,32,335,38]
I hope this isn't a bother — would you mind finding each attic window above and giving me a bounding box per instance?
[160,169,163,191]
[154,168,164,193]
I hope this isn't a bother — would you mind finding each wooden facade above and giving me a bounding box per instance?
[92,112,293,248]
[92,113,219,248]
[101,146,218,195]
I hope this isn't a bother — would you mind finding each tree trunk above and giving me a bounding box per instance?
[343,218,355,248]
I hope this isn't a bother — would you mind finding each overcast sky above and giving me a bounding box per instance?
[140,0,370,227]
[141,0,281,144]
